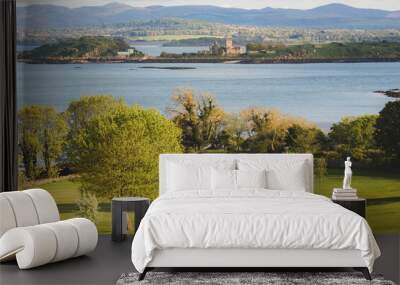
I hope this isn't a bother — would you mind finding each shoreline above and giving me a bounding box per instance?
[18,57,400,65]
[374,89,400,99]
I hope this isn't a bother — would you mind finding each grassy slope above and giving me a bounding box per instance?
[28,169,400,234]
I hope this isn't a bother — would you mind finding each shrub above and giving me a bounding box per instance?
[75,105,182,200]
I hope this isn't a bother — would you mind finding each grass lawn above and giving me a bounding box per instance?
[314,168,400,200]
[367,202,400,234]
[34,178,82,203]
[60,211,112,234]
[27,178,113,233]
[26,168,400,234]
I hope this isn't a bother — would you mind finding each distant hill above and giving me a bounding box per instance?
[387,11,400,18]
[20,36,143,59]
[17,2,400,30]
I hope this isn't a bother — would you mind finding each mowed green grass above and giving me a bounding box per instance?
[27,169,400,234]
[26,178,112,234]
[314,168,400,233]
[367,203,400,233]
[60,211,112,234]
[314,168,400,200]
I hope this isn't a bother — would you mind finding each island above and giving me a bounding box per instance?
[19,36,144,63]
[18,36,400,64]
[374,89,400,98]
[156,41,400,63]
[243,41,400,63]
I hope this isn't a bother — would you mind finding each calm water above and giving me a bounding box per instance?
[17,62,399,129]
[132,44,209,56]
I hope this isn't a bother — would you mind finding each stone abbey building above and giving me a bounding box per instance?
[210,36,242,56]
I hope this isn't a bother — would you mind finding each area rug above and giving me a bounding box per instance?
[116,272,395,285]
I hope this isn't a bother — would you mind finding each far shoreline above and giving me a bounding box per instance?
[17,57,400,65]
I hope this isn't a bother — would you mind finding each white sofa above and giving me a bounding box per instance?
[0,189,98,269]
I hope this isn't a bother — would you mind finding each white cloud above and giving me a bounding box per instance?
[17,0,400,10]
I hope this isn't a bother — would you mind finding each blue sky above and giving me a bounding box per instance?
[18,0,400,10]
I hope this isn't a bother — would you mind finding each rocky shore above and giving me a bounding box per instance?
[374,89,400,98]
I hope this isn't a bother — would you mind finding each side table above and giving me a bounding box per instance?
[111,197,150,242]
[332,198,366,218]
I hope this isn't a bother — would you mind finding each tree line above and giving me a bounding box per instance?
[168,88,399,164]
[18,91,400,200]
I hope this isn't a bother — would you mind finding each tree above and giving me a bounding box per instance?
[329,115,378,160]
[75,106,182,200]
[375,101,400,160]
[168,88,200,150]
[197,94,225,149]
[240,107,313,153]
[286,124,325,153]
[241,109,280,153]
[18,106,42,179]
[314,158,327,192]
[64,95,125,167]
[18,106,67,179]
[218,112,247,152]
[168,88,224,151]
[42,108,68,177]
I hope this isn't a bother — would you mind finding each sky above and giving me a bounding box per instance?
[17,0,400,11]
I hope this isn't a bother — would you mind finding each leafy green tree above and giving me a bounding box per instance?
[42,108,68,177]
[241,108,288,153]
[76,106,182,200]
[168,88,224,151]
[286,124,325,153]
[64,95,125,167]
[23,36,142,59]
[240,108,317,153]
[241,110,278,153]
[375,101,400,160]
[246,43,266,52]
[168,88,200,151]
[218,112,247,152]
[329,115,378,160]
[197,94,225,149]
[314,158,327,192]
[18,106,67,179]
[18,106,43,179]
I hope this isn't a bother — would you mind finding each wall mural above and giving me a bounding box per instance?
[16,0,400,233]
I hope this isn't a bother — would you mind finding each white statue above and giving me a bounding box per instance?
[343,157,352,189]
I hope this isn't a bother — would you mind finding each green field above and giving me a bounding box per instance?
[27,169,400,234]
[314,169,400,234]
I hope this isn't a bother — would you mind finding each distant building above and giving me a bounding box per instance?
[210,40,223,56]
[224,35,241,56]
[209,36,242,56]
[117,48,135,57]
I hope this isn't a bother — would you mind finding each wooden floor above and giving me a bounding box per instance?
[0,234,399,285]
